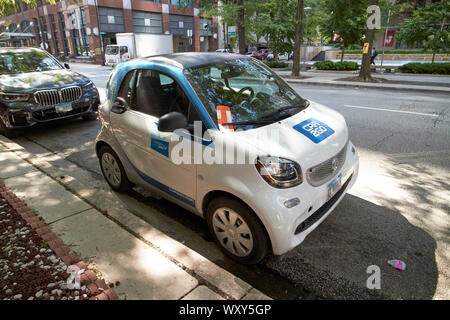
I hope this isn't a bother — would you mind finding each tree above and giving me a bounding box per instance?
[256,0,297,60]
[359,0,379,81]
[292,0,304,77]
[319,0,369,62]
[0,0,56,17]
[397,1,449,63]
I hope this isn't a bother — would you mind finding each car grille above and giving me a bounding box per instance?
[306,142,348,187]
[34,86,82,106]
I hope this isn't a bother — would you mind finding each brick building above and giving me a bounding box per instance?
[0,0,219,64]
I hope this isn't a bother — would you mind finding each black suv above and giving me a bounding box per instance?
[0,47,100,137]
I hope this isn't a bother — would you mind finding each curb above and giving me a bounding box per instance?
[0,181,120,301]
[283,78,450,95]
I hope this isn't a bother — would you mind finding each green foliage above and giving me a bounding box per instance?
[318,0,369,50]
[399,63,450,75]
[0,0,56,17]
[314,60,359,71]
[253,0,297,57]
[264,61,288,68]
[397,1,450,61]
[344,49,450,54]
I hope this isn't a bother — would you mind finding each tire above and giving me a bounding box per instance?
[206,197,269,265]
[82,113,97,121]
[0,118,16,139]
[98,145,131,192]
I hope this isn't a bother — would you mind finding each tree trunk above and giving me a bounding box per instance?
[432,48,437,63]
[341,46,345,63]
[292,0,304,77]
[359,0,378,81]
[237,0,246,54]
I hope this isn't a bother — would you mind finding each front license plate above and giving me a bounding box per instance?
[327,173,342,200]
[56,103,72,113]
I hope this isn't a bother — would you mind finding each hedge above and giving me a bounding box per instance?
[264,61,288,68]
[399,63,450,74]
[314,60,359,71]
[343,49,450,54]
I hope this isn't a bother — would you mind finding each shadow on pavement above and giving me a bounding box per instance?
[265,193,438,300]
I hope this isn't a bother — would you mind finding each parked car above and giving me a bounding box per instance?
[252,49,271,60]
[216,48,231,53]
[0,47,100,137]
[96,52,359,264]
[266,52,289,61]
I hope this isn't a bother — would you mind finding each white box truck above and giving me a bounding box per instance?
[105,33,174,66]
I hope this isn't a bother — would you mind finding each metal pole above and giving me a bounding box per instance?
[94,0,105,65]
[381,10,391,73]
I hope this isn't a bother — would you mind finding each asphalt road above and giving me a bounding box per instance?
[8,63,450,300]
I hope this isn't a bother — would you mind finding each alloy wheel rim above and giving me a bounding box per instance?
[212,208,253,257]
[101,152,122,187]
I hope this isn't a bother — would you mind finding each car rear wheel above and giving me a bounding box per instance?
[206,197,269,265]
[99,145,131,192]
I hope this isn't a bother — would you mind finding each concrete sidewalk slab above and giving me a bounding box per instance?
[4,170,91,224]
[0,147,37,179]
[182,286,224,300]
[51,209,198,300]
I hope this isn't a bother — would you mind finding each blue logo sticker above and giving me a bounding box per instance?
[293,118,335,144]
[151,137,169,157]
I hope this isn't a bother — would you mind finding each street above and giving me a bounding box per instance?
[8,63,450,299]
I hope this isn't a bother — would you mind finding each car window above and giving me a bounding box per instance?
[132,69,200,125]
[0,50,63,74]
[117,70,135,106]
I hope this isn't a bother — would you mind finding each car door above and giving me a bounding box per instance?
[110,68,198,207]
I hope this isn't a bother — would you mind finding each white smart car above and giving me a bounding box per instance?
[96,53,359,264]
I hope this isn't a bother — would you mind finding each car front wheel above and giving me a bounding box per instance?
[206,197,269,265]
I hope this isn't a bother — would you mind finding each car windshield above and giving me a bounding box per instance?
[0,50,63,75]
[106,46,119,55]
[184,58,306,129]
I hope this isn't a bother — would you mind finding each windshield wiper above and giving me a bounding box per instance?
[260,100,310,121]
[221,119,275,127]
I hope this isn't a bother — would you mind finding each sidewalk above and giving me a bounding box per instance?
[276,70,450,94]
[0,136,271,301]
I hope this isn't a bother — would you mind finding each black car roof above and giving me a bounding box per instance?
[141,52,249,69]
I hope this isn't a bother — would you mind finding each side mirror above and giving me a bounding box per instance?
[158,112,188,132]
[64,63,70,69]
[111,97,128,114]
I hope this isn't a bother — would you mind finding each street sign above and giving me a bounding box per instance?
[228,26,236,39]
[100,32,106,35]
[363,42,370,54]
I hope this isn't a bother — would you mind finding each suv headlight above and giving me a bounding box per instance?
[82,81,96,91]
[256,156,303,188]
[0,93,29,102]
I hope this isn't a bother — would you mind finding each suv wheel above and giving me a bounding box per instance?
[99,145,131,192]
[206,197,269,265]
[82,113,97,121]
[0,118,16,138]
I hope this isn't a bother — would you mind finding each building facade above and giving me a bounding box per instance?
[0,0,219,64]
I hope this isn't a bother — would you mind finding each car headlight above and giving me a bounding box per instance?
[0,93,29,102]
[255,156,303,188]
[82,81,96,91]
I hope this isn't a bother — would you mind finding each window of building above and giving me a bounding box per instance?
[49,15,61,57]
[169,0,192,6]
[58,12,69,57]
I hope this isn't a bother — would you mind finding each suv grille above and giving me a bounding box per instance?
[306,142,348,187]
[34,86,82,106]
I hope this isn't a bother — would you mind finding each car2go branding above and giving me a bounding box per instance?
[293,118,335,144]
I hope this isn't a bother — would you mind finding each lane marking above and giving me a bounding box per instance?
[341,105,439,118]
